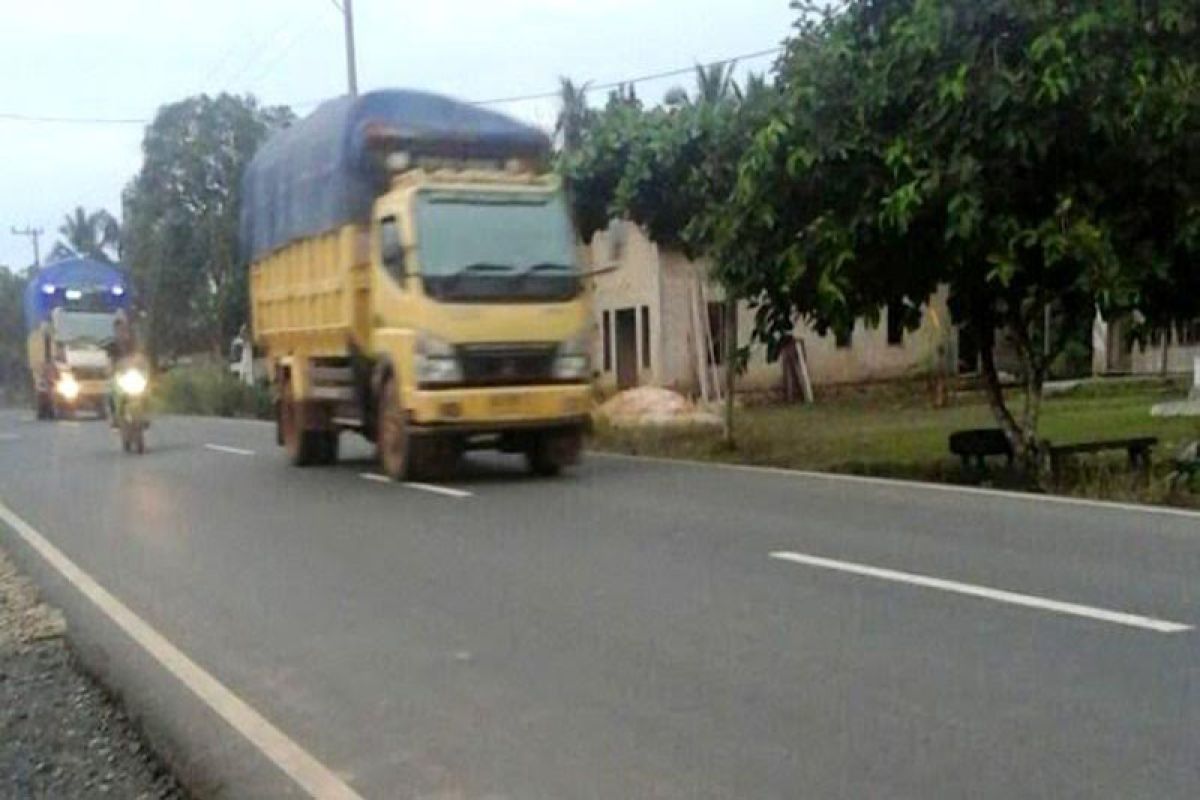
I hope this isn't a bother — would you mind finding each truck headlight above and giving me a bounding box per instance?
[554,331,592,380]
[56,374,80,401]
[415,332,463,385]
[117,369,148,397]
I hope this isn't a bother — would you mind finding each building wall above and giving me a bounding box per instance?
[1129,341,1200,374]
[658,251,709,392]
[1093,315,1200,376]
[583,223,955,396]
[737,287,954,391]
[582,222,663,393]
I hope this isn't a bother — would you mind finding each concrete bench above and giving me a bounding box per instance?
[1048,436,1158,478]
[948,428,1014,470]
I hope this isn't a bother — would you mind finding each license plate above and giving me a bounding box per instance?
[489,395,522,413]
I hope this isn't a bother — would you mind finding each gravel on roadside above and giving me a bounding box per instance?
[0,544,188,799]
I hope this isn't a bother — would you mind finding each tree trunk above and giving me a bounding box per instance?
[978,330,1021,447]
[1161,328,1171,376]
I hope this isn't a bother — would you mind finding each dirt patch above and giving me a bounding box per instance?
[596,387,722,428]
[0,544,188,799]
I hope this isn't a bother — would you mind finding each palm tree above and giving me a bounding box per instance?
[664,60,741,110]
[555,77,595,153]
[57,206,121,263]
[694,60,738,105]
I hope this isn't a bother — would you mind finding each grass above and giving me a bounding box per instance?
[153,364,273,420]
[592,378,1200,509]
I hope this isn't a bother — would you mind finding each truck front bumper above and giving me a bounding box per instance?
[408,383,591,431]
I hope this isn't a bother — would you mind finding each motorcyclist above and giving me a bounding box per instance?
[105,310,141,425]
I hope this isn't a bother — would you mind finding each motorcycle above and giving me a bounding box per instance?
[114,361,150,454]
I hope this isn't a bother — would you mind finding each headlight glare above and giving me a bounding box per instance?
[56,374,80,400]
[117,369,148,396]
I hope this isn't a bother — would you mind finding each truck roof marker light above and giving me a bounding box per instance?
[386,151,412,172]
[65,289,83,301]
[41,284,56,295]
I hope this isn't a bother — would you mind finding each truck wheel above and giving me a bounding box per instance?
[525,430,582,477]
[377,375,411,481]
[35,393,52,421]
[280,379,323,467]
[314,431,339,465]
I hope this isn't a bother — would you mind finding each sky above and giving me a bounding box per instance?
[0,0,796,271]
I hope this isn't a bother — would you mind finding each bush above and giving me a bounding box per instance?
[154,364,272,420]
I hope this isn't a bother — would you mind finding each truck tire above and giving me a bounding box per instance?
[280,379,325,467]
[35,392,52,421]
[525,429,583,477]
[377,375,412,481]
[313,431,339,465]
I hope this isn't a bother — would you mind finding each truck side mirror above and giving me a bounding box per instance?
[383,240,405,274]
[380,217,406,280]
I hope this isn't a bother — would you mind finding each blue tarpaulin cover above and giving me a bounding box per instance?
[23,258,130,332]
[240,89,551,263]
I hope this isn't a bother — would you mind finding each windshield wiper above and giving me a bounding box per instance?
[459,262,515,273]
[518,262,574,277]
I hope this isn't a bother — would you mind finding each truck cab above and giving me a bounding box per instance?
[366,169,591,477]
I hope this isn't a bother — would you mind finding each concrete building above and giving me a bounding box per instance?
[581,221,955,397]
[1093,316,1200,376]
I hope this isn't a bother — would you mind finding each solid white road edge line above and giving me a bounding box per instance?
[204,444,255,456]
[770,550,1192,634]
[0,499,364,800]
[359,472,473,497]
[594,451,1200,522]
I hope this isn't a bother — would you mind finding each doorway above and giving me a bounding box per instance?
[615,307,638,390]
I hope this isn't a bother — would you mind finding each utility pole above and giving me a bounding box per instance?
[11,226,44,268]
[341,0,358,96]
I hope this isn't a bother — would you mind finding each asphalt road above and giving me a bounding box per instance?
[0,409,1198,799]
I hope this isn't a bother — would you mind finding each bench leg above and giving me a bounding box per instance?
[1127,448,1152,481]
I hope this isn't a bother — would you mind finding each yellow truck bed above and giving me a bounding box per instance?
[250,225,372,358]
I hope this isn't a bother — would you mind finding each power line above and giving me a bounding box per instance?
[471,46,783,107]
[219,14,320,92]
[243,13,331,89]
[0,44,785,125]
[0,111,146,125]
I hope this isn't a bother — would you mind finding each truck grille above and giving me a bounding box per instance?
[457,344,556,386]
[70,366,109,381]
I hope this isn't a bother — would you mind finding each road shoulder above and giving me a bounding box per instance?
[1,542,187,799]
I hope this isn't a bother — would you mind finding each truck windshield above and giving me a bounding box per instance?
[414,191,579,302]
[54,312,115,345]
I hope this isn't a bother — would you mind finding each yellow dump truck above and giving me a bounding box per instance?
[241,90,592,479]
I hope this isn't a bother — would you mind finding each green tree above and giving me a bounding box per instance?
[715,0,1200,465]
[0,266,31,403]
[57,206,121,262]
[122,94,292,361]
